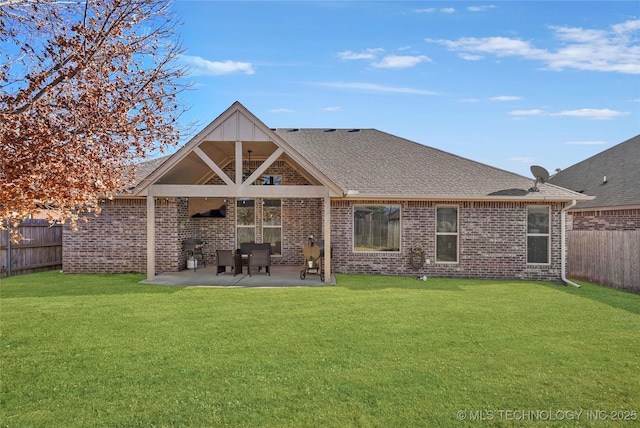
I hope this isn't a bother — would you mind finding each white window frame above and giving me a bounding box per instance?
[236,198,255,246]
[262,198,282,256]
[527,205,551,265]
[436,205,459,263]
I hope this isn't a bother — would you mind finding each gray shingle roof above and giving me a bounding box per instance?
[275,128,586,200]
[131,155,171,187]
[548,134,640,209]
[130,118,590,202]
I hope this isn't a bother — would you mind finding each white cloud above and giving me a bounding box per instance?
[427,19,640,74]
[459,53,484,61]
[181,55,255,76]
[313,81,439,95]
[552,108,630,120]
[432,36,546,58]
[457,98,480,103]
[511,156,535,163]
[468,5,496,12]
[564,141,607,145]
[323,106,341,112]
[415,8,436,13]
[338,48,384,60]
[372,54,431,69]
[490,95,522,101]
[613,20,640,34]
[510,109,546,116]
[509,108,629,120]
[269,108,294,113]
[415,7,455,13]
[338,49,431,70]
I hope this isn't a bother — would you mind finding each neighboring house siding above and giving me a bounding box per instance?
[330,200,564,282]
[570,209,640,231]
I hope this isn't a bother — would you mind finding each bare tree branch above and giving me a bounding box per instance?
[1,0,190,241]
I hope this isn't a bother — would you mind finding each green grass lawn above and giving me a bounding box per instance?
[1,272,639,427]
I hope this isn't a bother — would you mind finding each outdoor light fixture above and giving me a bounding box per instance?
[243,149,253,182]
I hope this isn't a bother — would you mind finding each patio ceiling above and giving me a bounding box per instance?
[134,102,342,197]
[154,140,322,187]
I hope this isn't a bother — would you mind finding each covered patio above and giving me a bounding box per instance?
[139,264,336,287]
[133,102,341,283]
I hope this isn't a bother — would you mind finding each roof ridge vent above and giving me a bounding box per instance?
[324,129,336,132]
[288,128,299,132]
[348,129,360,133]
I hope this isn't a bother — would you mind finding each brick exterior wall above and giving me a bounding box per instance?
[198,159,323,266]
[63,160,324,274]
[62,158,566,282]
[63,198,183,274]
[64,197,566,282]
[330,200,565,283]
[569,209,640,231]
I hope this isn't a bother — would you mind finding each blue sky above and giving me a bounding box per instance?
[169,1,639,178]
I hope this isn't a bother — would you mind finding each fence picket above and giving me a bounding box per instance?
[568,230,640,292]
[0,220,62,278]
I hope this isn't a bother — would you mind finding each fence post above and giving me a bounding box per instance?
[5,225,12,277]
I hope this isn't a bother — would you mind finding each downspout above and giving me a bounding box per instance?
[561,200,580,288]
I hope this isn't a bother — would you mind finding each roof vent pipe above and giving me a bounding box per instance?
[561,200,581,288]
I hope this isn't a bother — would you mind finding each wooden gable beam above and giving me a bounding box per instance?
[193,146,235,186]
[148,184,328,198]
[242,147,284,186]
[235,141,243,185]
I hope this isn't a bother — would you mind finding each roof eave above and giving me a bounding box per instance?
[337,194,595,202]
[569,203,640,212]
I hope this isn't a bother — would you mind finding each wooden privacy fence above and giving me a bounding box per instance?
[568,230,640,292]
[0,220,63,278]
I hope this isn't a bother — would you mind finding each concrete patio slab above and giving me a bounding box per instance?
[139,265,335,287]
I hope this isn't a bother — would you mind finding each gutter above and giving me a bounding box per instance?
[561,200,581,288]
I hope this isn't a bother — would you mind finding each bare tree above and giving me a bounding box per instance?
[0,0,188,240]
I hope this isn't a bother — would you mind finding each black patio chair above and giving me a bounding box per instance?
[216,249,239,276]
[248,249,271,276]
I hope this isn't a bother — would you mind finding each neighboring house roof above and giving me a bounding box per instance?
[132,101,591,202]
[548,134,640,210]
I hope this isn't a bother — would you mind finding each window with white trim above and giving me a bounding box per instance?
[236,198,255,246]
[262,175,282,186]
[353,205,400,252]
[263,199,282,255]
[527,206,550,264]
[436,206,458,263]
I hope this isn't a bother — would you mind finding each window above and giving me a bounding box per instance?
[436,206,458,263]
[263,199,282,255]
[353,205,400,252]
[262,175,282,186]
[527,206,550,264]
[236,198,255,245]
